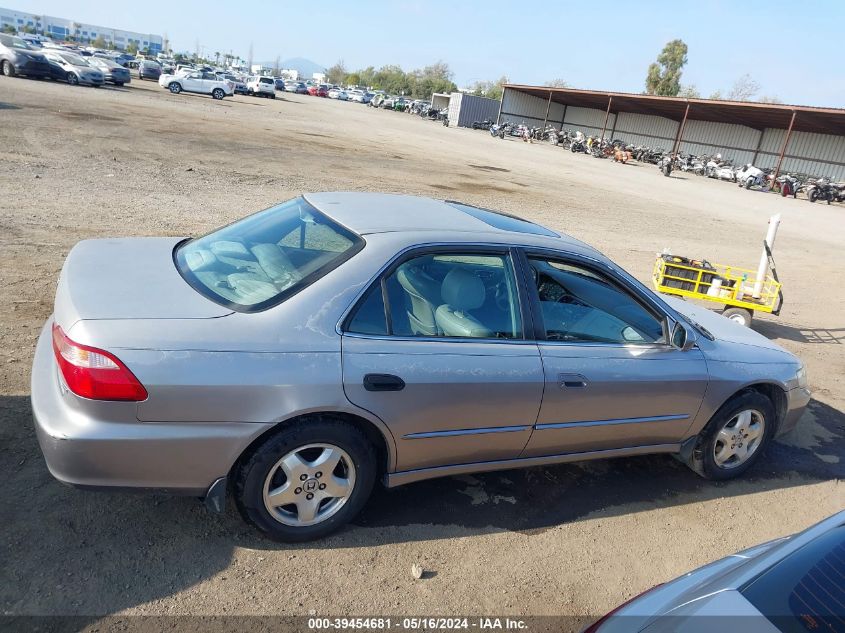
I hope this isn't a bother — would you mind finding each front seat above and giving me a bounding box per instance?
[397,265,441,336]
[434,269,493,338]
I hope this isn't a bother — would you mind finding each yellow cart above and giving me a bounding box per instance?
[652,249,783,327]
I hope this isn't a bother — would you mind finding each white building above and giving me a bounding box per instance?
[250,64,273,76]
[312,72,326,83]
[0,6,163,53]
[279,68,298,80]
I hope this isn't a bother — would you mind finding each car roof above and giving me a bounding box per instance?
[303,192,598,255]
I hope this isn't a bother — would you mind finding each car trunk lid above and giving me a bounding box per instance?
[55,237,232,330]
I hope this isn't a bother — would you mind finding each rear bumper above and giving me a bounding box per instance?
[30,319,272,495]
[779,386,812,436]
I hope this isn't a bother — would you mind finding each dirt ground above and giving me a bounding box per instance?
[1,77,843,629]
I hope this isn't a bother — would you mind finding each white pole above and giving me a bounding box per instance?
[753,214,781,298]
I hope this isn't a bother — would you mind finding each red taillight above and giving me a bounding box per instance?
[51,324,148,401]
[582,584,663,632]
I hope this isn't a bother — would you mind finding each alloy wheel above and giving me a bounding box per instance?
[713,409,765,469]
[262,443,356,527]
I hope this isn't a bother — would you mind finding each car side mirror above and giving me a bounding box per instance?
[670,320,695,351]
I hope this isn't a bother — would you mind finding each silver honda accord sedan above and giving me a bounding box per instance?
[31,193,810,541]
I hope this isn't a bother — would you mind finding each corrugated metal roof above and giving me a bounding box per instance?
[503,84,845,135]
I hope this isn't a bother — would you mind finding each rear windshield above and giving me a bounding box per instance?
[741,525,845,632]
[259,77,273,84]
[175,197,363,312]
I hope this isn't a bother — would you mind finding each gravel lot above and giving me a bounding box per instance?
[1,77,843,630]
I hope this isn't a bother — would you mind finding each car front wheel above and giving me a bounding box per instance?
[168,82,182,94]
[235,417,376,542]
[67,73,79,85]
[2,60,15,77]
[700,391,775,480]
[212,88,224,100]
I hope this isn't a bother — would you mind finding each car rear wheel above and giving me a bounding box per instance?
[235,417,376,542]
[2,60,15,77]
[212,88,224,100]
[700,391,774,480]
[67,73,79,85]
[115,82,123,86]
[168,82,181,94]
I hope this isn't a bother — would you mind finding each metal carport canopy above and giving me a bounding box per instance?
[503,84,845,135]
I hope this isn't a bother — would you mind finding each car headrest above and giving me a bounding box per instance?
[441,269,485,311]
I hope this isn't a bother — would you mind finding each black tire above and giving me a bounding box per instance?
[212,88,224,100]
[270,93,276,99]
[700,391,775,480]
[235,417,377,542]
[248,88,254,96]
[168,82,181,94]
[67,72,79,85]
[115,82,124,87]
[722,306,753,327]
[808,189,818,203]
[2,60,15,77]
[745,178,753,190]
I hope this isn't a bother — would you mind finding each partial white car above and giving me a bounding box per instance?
[347,89,364,103]
[328,88,348,100]
[159,70,233,100]
[44,51,104,86]
[246,76,276,98]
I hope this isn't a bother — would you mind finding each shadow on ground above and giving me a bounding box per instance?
[1,394,842,618]
[755,320,845,345]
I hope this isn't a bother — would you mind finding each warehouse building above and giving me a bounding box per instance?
[499,84,845,180]
[0,7,163,53]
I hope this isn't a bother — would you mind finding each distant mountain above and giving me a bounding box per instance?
[256,57,326,78]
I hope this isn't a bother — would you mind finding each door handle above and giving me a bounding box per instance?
[363,373,406,392]
[558,373,588,389]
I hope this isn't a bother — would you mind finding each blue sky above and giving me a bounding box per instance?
[21,0,845,107]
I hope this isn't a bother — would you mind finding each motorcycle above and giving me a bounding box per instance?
[657,154,673,177]
[471,118,495,130]
[490,121,512,139]
[775,174,802,198]
[805,177,836,204]
[735,164,768,190]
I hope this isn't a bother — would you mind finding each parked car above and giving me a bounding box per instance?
[42,51,104,86]
[137,60,161,81]
[274,78,286,91]
[221,74,247,95]
[586,510,845,632]
[246,75,276,98]
[307,84,328,97]
[381,96,396,109]
[30,193,809,542]
[158,70,233,100]
[327,87,348,100]
[0,33,51,78]
[285,80,307,94]
[87,56,131,86]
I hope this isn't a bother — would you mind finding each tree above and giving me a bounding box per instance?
[645,39,688,96]
[544,78,569,88]
[677,84,700,98]
[1,24,15,34]
[126,41,139,55]
[345,72,361,87]
[32,15,41,35]
[21,25,35,34]
[759,95,783,104]
[708,89,723,100]
[92,35,107,48]
[726,74,760,101]
[469,75,508,100]
[326,59,348,85]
